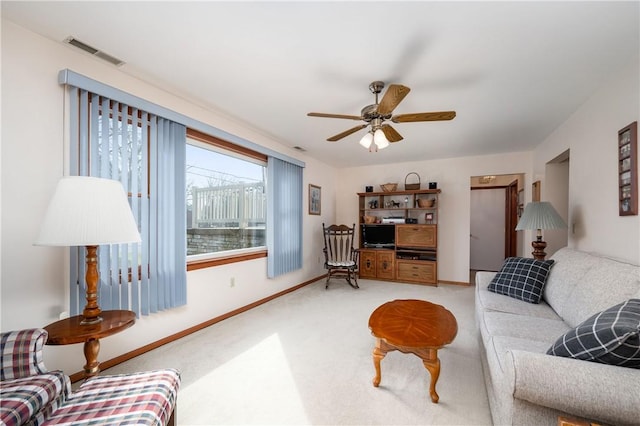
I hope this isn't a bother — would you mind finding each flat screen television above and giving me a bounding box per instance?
[361,224,395,248]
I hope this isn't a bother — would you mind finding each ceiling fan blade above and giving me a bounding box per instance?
[307,112,362,120]
[327,124,367,142]
[392,111,456,123]
[377,84,410,115]
[380,124,403,142]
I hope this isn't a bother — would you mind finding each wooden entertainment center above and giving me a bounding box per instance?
[357,188,440,285]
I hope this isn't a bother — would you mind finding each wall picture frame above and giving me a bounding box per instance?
[532,181,541,202]
[309,184,321,215]
[618,121,637,216]
[517,189,524,217]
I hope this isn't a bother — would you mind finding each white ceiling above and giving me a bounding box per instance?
[3,1,639,168]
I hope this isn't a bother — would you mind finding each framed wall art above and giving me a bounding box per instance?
[618,121,637,216]
[518,189,524,217]
[309,184,321,215]
[532,181,541,202]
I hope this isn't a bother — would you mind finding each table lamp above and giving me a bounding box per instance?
[515,201,567,260]
[34,176,141,324]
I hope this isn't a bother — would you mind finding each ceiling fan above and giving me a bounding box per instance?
[307,81,456,150]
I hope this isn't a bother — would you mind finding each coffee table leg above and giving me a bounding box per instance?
[372,339,388,387]
[422,349,441,403]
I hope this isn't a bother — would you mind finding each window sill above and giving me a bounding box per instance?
[187,249,267,271]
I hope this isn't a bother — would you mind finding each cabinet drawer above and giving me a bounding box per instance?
[396,260,436,284]
[396,224,437,248]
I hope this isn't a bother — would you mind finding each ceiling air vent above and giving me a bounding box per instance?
[64,36,125,67]
[293,146,307,152]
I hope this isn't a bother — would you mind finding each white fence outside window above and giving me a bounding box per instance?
[191,183,266,229]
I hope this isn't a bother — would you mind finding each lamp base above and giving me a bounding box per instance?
[81,245,103,325]
[531,239,547,260]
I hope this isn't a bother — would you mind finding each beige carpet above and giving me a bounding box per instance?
[104,278,492,425]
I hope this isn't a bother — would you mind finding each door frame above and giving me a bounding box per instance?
[505,180,518,258]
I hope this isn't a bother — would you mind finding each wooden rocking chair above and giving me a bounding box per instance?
[322,223,359,289]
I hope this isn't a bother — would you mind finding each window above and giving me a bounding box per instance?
[186,129,268,266]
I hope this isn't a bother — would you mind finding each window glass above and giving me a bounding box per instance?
[186,138,267,258]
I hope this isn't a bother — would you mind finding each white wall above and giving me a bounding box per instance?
[533,59,640,264]
[336,152,534,284]
[1,20,337,374]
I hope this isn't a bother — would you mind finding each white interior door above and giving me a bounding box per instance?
[470,188,506,271]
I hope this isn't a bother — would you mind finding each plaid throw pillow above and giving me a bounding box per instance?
[487,257,555,304]
[547,299,640,368]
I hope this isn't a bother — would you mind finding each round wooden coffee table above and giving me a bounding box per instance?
[368,299,458,403]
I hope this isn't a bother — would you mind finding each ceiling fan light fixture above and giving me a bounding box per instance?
[308,80,455,146]
[359,132,373,149]
[374,128,390,149]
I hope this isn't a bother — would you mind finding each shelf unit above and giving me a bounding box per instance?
[357,189,440,285]
[358,189,441,225]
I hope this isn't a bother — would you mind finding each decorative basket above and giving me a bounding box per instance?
[364,215,377,224]
[380,183,398,192]
[404,172,421,190]
[417,198,435,208]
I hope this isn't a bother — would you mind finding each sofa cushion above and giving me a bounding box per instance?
[488,335,551,374]
[543,248,593,317]
[482,311,570,344]
[547,299,640,368]
[562,257,640,328]
[476,279,561,320]
[43,369,180,426]
[0,371,70,426]
[488,257,555,304]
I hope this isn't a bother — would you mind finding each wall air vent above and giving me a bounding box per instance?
[64,36,125,67]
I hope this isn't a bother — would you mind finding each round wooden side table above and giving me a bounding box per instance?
[368,299,458,403]
[44,310,135,378]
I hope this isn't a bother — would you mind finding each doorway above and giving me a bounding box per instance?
[470,174,523,280]
[470,188,506,271]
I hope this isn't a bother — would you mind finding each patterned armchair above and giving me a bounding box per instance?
[0,328,71,426]
[1,328,181,426]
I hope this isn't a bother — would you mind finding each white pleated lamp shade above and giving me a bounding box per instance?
[34,176,141,246]
[515,201,567,231]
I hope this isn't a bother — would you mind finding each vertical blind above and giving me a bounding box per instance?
[267,157,303,277]
[67,88,187,316]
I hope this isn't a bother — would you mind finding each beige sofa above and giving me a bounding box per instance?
[475,247,640,425]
